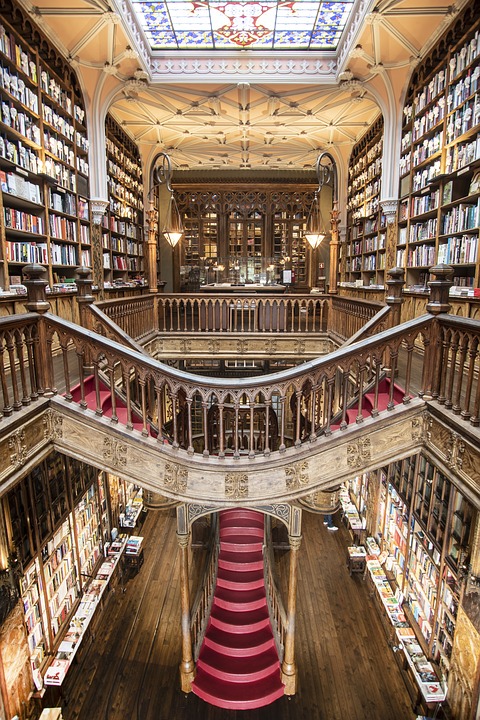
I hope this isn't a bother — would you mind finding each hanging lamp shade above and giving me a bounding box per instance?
[163,191,184,248]
[304,190,326,249]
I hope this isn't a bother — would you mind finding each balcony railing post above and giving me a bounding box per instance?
[385,267,405,328]
[23,264,54,396]
[281,533,302,695]
[177,530,195,692]
[422,265,454,400]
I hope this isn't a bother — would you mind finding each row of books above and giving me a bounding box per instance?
[437,235,478,264]
[3,206,44,234]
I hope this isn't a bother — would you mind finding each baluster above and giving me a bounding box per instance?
[340,368,349,430]
[264,399,271,455]
[324,376,334,436]
[202,400,209,457]
[437,328,451,404]
[471,378,480,427]
[140,377,149,436]
[61,340,72,401]
[452,334,468,415]
[218,402,225,458]
[171,392,179,448]
[77,350,87,409]
[186,397,194,454]
[387,352,398,410]
[0,341,12,416]
[25,331,38,400]
[6,332,21,410]
[279,395,286,452]
[249,399,255,458]
[370,357,381,417]
[403,342,414,403]
[108,365,118,422]
[309,383,317,442]
[14,330,30,405]
[233,400,240,458]
[356,364,365,423]
[461,338,478,421]
[445,332,459,409]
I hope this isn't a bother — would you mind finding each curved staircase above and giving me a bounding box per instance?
[192,509,284,710]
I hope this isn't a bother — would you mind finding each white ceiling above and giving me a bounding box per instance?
[20,0,465,172]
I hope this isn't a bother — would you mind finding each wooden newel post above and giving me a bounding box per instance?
[74,266,94,329]
[177,531,195,692]
[281,533,301,695]
[23,264,55,396]
[421,265,454,400]
[426,264,454,315]
[385,267,405,329]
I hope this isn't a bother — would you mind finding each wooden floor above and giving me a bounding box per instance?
[58,509,417,720]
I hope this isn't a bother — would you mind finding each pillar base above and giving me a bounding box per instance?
[179,661,196,693]
[281,662,297,695]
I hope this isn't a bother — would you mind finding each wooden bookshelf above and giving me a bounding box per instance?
[0,10,90,292]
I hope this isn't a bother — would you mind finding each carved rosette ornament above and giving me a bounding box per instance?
[164,462,188,493]
[294,339,306,355]
[9,430,27,468]
[346,437,371,469]
[207,339,220,354]
[43,409,64,440]
[285,460,309,490]
[225,472,248,499]
[265,339,277,354]
[103,437,127,468]
[236,339,248,354]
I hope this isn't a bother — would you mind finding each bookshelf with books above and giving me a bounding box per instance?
[104,115,144,286]
[398,11,480,295]
[0,10,91,293]
[345,116,386,288]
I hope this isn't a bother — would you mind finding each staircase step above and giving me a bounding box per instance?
[219,537,263,553]
[203,625,276,657]
[220,509,263,525]
[210,604,270,633]
[220,515,264,530]
[220,525,264,539]
[192,667,284,710]
[218,550,264,572]
[197,646,280,683]
[217,567,265,590]
[214,586,266,611]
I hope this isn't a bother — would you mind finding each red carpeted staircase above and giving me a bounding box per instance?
[192,508,284,710]
[331,377,407,430]
[69,375,157,436]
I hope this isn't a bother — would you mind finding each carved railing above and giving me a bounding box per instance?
[264,518,287,660]
[2,267,478,445]
[191,516,219,661]
[94,291,385,340]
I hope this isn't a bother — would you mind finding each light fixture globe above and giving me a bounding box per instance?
[304,190,326,249]
[162,190,184,248]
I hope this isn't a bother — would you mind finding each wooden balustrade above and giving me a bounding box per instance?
[264,518,287,660]
[191,518,220,661]
[94,293,380,338]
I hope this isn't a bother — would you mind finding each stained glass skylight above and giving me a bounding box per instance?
[130,0,355,51]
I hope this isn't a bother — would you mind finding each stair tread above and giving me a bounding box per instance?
[210,604,270,631]
[192,667,284,709]
[217,567,264,589]
[197,646,280,680]
[219,549,263,563]
[204,625,275,653]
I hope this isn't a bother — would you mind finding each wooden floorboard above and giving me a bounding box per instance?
[59,509,417,720]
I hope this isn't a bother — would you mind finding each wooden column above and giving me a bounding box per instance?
[177,531,195,692]
[23,264,54,396]
[281,533,301,695]
[90,200,109,300]
[422,264,454,400]
[385,267,405,329]
[328,200,340,294]
[146,198,159,293]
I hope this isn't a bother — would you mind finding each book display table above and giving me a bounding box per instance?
[123,536,144,574]
[44,537,126,688]
[366,557,446,715]
[347,545,367,575]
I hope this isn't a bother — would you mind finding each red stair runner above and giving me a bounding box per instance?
[192,508,284,710]
[331,377,408,431]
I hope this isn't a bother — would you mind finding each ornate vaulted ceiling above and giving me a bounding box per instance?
[20,0,466,172]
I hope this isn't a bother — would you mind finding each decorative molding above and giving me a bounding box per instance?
[187,503,216,526]
[90,199,109,226]
[380,199,398,224]
[103,437,128,468]
[164,462,188,493]
[285,460,309,490]
[180,339,192,354]
[446,432,466,471]
[149,57,337,82]
[265,339,277,354]
[236,339,248,355]
[43,410,64,440]
[346,437,371,469]
[294,339,306,355]
[207,339,221,354]
[8,430,27,469]
[225,472,248,499]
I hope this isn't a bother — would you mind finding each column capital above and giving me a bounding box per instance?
[90,198,109,226]
[380,199,398,224]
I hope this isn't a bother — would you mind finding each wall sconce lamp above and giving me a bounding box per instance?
[150,152,184,248]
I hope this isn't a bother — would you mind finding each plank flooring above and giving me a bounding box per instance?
[58,509,417,720]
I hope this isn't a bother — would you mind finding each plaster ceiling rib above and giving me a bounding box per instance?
[68,16,108,57]
[380,18,423,57]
